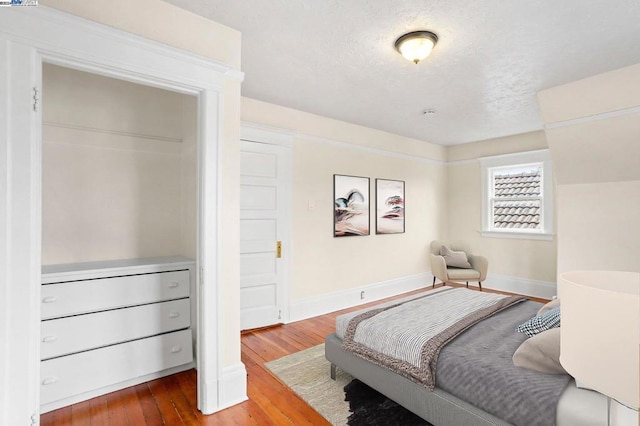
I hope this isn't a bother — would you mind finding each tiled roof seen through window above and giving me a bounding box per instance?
[493,169,541,229]
[494,170,541,198]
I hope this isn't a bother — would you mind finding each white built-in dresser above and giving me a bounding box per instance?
[40,256,196,413]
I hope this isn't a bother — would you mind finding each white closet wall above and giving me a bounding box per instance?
[181,95,198,260]
[42,64,197,264]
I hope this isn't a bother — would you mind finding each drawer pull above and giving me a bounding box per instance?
[168,282,180,288]
[169,312,180,318]
[42,335,58,343]
[170,345,182,353]
[42,296,58,303]
[42,377,58,386]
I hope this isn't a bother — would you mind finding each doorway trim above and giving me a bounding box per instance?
[0,6,244,424]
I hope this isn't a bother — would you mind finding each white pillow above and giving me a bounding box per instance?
[537,298,561,316]
[440,245,472,269]
[513,328,567,375]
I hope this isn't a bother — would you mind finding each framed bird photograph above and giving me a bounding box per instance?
[334,174,370,237]
[375,179,405,234]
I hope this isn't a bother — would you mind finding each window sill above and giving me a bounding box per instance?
[480,230,555,241]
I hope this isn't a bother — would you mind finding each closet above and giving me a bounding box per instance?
[40,64,198,412]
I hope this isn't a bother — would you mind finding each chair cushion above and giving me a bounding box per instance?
[446,268,481,280]
[440,245,472,269]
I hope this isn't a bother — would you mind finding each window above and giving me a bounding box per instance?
[480,150,554,240]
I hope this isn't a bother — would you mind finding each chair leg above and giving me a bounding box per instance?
[466,281,469,288]
[433,276,436,288]
[478,281,482,291]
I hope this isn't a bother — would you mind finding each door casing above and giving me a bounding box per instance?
[0,6,245,423]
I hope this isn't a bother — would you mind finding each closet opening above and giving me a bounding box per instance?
[40,63,200,413]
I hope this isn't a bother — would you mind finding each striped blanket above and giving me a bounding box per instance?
[341,287,526,390]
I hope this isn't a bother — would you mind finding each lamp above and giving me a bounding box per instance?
[394,31,438,64]
[559,271,640,425]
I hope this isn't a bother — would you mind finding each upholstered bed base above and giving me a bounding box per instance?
[325,333,511,426]
[326,333,609,426]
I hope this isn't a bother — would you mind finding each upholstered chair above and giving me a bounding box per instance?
[429,240,488,291]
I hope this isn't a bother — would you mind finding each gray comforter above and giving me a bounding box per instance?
[341,288,526,391]
[335,289,571,426]
[437,300,571,426]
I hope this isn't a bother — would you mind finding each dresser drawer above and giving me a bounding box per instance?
[41,270,190,319]
[40,329,193,405]
[41,298,191,360]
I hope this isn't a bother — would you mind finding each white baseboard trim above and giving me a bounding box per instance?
[482,274,557,299]
[288,273,431,322]
[217,363,248,411]
[289,272,557,324]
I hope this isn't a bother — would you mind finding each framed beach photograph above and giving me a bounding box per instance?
[334,174,370,237]
[375,179,405,234]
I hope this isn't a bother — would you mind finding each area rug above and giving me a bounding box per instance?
[344,379,430,426]
[265,344,431,425]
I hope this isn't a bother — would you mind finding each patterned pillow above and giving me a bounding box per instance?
[516,306,561,337]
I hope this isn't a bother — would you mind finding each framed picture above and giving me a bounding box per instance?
[334,174,370,237]
[375,179,405,234]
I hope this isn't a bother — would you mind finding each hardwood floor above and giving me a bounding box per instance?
[41,284,548,425]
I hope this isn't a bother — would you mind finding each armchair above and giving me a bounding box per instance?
[429,240,488,291]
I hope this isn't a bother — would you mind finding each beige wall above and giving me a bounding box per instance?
[447,130,548,162]
[39,1,243,368]
[242,98,447,162]
[538,63,640,275]
[42,64,197,265]
[543,114,639,186]
[445,131,557,283]
[40,0,241,69]
[556,181,640,273]
[242,98,447,300]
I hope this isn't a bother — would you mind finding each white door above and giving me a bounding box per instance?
[240,140,291,330]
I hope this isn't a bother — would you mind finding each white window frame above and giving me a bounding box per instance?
[479,150,554,240]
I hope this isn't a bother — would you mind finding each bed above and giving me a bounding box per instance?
[325,286,608,426]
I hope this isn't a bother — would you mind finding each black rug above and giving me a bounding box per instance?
[344,379,432,426]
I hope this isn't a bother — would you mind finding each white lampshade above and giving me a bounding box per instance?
[559,270,640,410]
[394,31,438,64]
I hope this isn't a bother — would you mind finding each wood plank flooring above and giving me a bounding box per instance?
[41,284,548,425]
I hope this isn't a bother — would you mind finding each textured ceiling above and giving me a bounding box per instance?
[165,0,640,146]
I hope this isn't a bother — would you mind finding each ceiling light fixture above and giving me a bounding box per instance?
[395,31,438,64]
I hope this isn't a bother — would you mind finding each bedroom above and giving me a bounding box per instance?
[0,0,638,425]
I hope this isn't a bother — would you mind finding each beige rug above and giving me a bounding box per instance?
[265,344,352,425]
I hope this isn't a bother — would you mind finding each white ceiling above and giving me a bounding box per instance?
[165,0,640,146]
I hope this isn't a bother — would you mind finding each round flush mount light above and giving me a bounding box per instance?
[394,31,438,64]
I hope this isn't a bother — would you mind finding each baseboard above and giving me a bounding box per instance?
[289,272,556,323]
[482,274,557,299]
[288,273,431,322]
[217,363,248,411]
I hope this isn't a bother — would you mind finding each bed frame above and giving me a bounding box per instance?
[325,332,512,426]
[326,335,610,426]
